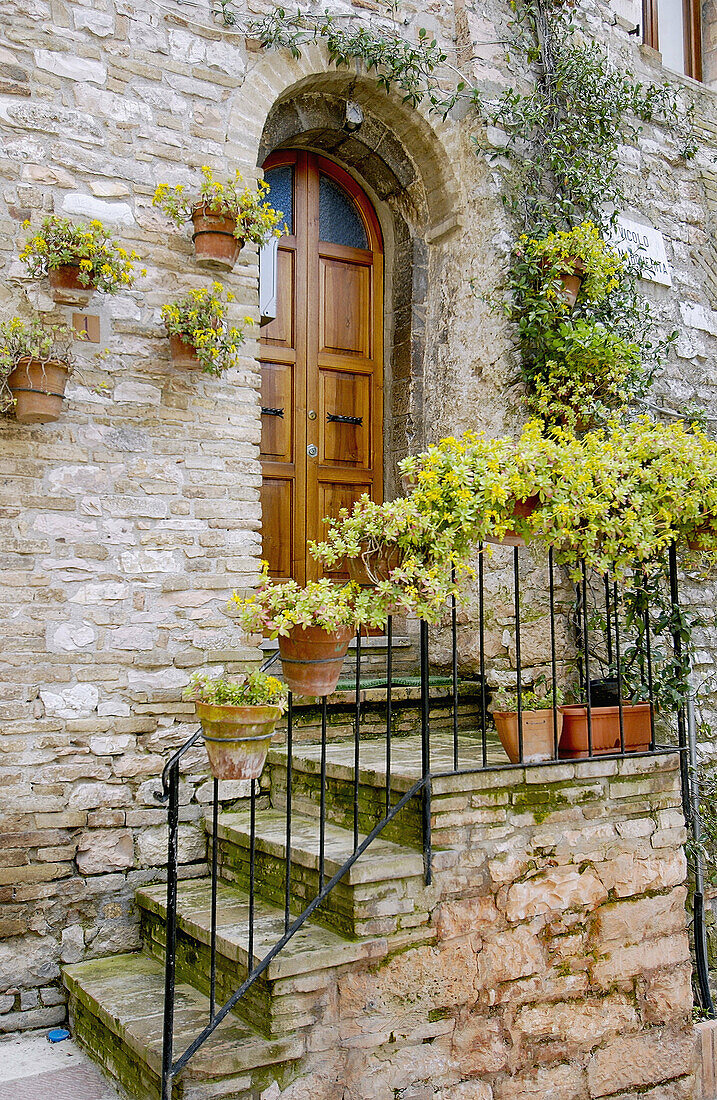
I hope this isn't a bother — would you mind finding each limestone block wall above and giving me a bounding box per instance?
[262,754,696,1100]
[0,0,717,1034]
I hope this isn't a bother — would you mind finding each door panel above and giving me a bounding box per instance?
[260,152,383,584]
[319,257,371,358]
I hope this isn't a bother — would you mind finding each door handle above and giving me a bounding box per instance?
[327,413,363,426]
[261,406,284,417]
[307,444,318,457]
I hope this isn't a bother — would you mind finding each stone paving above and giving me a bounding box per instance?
[0,1030,122,1100]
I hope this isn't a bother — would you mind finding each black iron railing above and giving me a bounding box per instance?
[155,544,696,1098]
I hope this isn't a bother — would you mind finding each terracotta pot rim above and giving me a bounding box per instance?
[14,356,70,372]
[195,701,282,720]
[559,702,651,714]
[493,707,557,718]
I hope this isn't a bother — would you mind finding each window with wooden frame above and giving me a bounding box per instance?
[643,0,702,79]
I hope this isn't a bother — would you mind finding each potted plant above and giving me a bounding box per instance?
[310,495,463,620]
[232,564,388,696]
[0,317,79,424]
[559,693,652,757]
[160,283,252,373]
[526,318,643,431]
[491,681,564,763]
[184,671,288,781]
[153,167,285,271]
[20,216,143,304]
[521,221,625,308]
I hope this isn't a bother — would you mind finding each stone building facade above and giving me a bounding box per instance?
[2,0,717,1093]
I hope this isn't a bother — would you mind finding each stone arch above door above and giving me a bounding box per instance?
[226,46,464,240]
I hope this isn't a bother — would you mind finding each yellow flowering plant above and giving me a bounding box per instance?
[153,167,285,246]
[183,669,288,711]
[160,284,252,376]
[521,221,625,305]
[232,563,390,636]
[0,316,83,410]
[20,216,143,293]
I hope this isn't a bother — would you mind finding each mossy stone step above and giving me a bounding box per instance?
[214,808,428,938]
[63,952,303,1099]
[136,877,387,1038]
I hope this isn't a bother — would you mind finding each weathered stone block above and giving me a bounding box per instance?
[586,1027,696,1097]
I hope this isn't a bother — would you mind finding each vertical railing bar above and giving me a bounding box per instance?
[284,691,293,935]
[319,695,328,893]
[613,578,625,755]
[669,542,690,822]
[644,596,656,752]
[354,628,361,852]
[452,567,459,771]
[209,776,219,1022]
[549,547,559,761]
[161,761,179,1100]
[514,546,523,765]
[581,562,593,758]
[604,573,613,667]
[248,778,256,975]
[420,619,432,885]
[479,545,487,769]
[386,614,393,818]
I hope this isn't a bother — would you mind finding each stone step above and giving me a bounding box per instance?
[64,952,303,1100]
[267,730,507,845]
[214,808,430,937]
[136,877,387,1039]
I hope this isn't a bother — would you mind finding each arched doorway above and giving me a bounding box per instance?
[259,151,384,584]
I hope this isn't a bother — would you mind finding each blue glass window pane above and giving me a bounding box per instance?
[319,175,368,249]
[264,166,293,234]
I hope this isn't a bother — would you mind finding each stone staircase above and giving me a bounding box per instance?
[62,733,460,1100]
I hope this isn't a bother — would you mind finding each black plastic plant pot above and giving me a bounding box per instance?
[589,677,620,707]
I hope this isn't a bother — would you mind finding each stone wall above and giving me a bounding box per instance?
[1,0,717,1033]
[253,754,696,1099]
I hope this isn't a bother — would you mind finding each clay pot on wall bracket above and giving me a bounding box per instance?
[485,495,541,548]
[195,701,281,781]
[347,542,404,587]
[493,708,563,764]
[558,702,652,758]
[8,357,69,423]
[168,333,201,370]
[278,624,354,697]
[557,258,586,309]
[191,204,243,271]
[49,264,94,306]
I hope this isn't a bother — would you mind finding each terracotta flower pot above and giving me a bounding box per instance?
[48,264,94,305]
[687,525,716,552]
[493,708,563,764]
[485,494,541,547]
[558,702,652,759]
[168,333,201,370]
[191,204,243,271]
[278,624,354,697]
[7,357,69,423]
[195,700,281,781]
[347,542,404,587]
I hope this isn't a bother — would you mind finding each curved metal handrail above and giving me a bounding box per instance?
[156,728,203,803]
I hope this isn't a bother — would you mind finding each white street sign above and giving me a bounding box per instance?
[607,216,673,287]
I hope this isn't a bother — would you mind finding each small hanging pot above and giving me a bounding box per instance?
[485,495,541,547]
[278,624,354,697]
[49,264,95,306]
[195,701,281,780]
[168,333,201,370]
[191,204,243,271]
[557,258,586,309]
[7,357,69,423]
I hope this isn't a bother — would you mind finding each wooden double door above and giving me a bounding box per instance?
[259,151,384,584]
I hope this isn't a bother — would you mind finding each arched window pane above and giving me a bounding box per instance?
[264,166,293,234]
[319,175,368,249]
